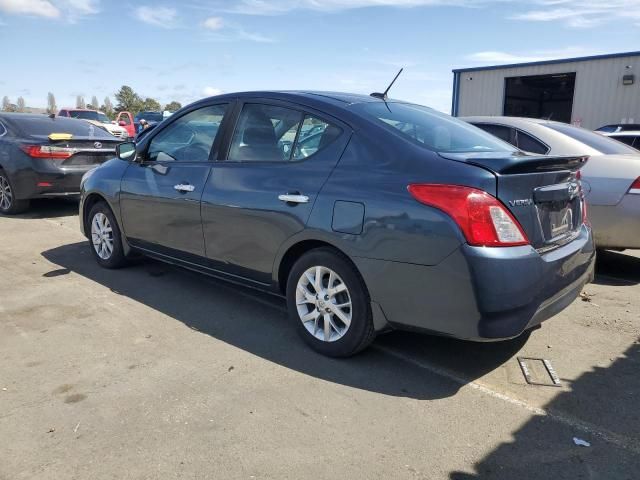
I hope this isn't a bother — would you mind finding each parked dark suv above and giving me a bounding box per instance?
[79,91,595,356]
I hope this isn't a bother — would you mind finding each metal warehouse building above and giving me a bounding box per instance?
[451,51,640,130]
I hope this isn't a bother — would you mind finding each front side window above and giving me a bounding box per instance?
[474,124,512,143]
[358,103,516,153]
[147,104,227,162]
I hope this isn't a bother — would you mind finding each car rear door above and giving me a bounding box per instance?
[119,103,229,258]
[201,100,350,284]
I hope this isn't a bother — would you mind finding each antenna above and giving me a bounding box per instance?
[370,68,403,100]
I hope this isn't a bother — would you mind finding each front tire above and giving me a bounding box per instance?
[0,169,29,215]
[88,202,127,269]
[286,248,375,357]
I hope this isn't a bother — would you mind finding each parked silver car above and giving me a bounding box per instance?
[462,116,640,250]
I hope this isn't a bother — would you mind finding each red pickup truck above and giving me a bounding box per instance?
[115,112,136,139]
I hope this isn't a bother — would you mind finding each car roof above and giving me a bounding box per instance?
[203,90,401,108]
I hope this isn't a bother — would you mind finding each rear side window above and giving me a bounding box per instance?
[516,131,549,154]
[292,116,342,161]
[147,104,227,162]
[546,123,638,155]
[358,103,516,153]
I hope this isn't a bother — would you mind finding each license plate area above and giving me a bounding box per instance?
[536,198,581,243]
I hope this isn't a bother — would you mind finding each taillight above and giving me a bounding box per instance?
[20,145,74,159]
[407,184,529,247]
[628,177,640,195]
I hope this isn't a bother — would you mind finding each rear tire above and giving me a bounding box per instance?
[286,248,375,357]
[0,169,29,215]
[87,202,127,269]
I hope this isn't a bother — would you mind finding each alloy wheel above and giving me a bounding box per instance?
[296,266,352,342]
[91,212,114,260]
[0,175,13,211]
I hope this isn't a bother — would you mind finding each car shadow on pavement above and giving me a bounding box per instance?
[42,241,527,401]
[449,339,640,479]
[593,249,640,286]
[10,198,79,220]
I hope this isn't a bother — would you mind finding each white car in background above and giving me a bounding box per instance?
[462,116,640,251]
[600,130,640,149]
[58,109,129,140]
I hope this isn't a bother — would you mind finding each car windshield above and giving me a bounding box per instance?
[546,123,638,155]
[69,111,110,123]
[136,112,163,123]
[356,102,516,153]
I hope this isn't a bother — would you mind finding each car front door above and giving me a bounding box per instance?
[201,101,350,284]
[120,103,229,258]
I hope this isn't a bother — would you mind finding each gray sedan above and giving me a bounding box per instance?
[463,116,640,250]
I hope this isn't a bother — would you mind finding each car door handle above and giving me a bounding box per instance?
[278,193,309,204]
[174,184,195,193]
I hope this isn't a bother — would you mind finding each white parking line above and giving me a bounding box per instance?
[375,345,640,456]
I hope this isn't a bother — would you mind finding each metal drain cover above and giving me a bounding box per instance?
[517,357,561,387]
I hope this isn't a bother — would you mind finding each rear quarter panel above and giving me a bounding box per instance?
[301,128,497,266]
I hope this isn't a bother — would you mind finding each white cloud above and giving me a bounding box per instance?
[200,20,276,43]
[222,0,486,15]
[135,6,178,28]
[202,87,222,96]
[0,0,59,17]
[0,0,99,21]
[465,47,603,65]
[511,0,640,28]
[203,16,223,30]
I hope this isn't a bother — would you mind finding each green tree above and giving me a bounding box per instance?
[17,97,26,113]
[164,101,182,112]
[142,97,161,112]
[114,85,142,114]
[1,96,10,112]
[47,92,57,115]
[102,96,114,119]
[76,95,86,109]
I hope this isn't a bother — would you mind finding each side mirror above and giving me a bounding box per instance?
[116,142,137,161]
[118,121,127,126]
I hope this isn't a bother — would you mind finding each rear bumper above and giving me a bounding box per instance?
[589,196,640,249]
[354,224,595,340]
[12,163,97,200]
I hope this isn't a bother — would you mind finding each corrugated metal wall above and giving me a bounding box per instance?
[455,54,640,130]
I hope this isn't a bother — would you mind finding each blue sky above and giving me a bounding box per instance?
[1,0,639,113]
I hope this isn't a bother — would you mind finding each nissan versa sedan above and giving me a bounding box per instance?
[0,113,121,214]
[464,116,640,250]
[80,92,595,357]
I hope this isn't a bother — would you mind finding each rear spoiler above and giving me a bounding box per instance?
[29,134,119,143]
[439,151,589,174]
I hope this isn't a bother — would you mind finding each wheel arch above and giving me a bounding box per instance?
[276,238,358,295]
[82,192,111,236]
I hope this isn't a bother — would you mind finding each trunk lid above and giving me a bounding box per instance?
[439,151,588,251]
[28,135,120,167]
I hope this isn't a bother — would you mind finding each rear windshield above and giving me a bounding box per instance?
[356,103,516,153]
[68,110,110,123]
[12,116,116,139]
[546,123,638,155]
